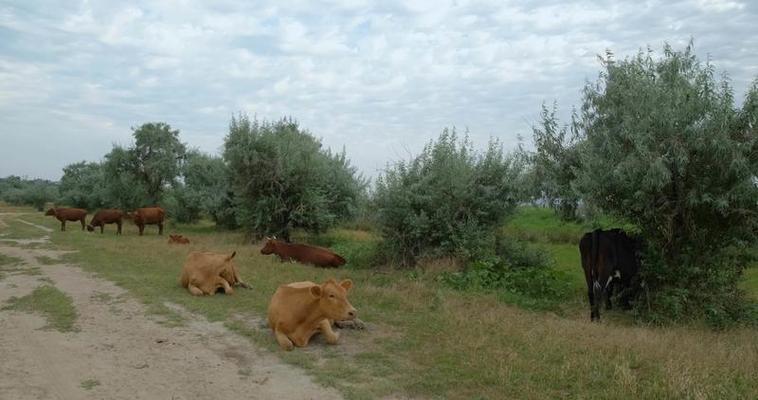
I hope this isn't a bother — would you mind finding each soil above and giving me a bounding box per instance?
[0,214,343,400]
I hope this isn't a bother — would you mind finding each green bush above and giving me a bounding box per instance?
[374,129,523,266]
[224,114,365,239]
[575,42,758,325]
[59,161,106,210]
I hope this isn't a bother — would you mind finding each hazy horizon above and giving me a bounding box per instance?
[1,0,757,181]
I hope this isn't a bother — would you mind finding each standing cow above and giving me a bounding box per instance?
[260,238,346,268]
[44,207,87,231]
[87,209,124,234]
[579,228,642,321]
[131,207,165,236]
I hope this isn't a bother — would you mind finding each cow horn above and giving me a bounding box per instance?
[228,251,236,260]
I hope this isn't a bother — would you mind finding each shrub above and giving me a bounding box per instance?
[575,42,758,324]
[224,114,365,239]
[374,129,523,266]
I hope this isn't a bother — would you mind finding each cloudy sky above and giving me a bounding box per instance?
[1,0,756,181]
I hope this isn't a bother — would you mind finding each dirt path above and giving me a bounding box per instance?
[0,215,342,400]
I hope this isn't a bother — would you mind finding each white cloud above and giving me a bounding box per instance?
[0,0,756,180]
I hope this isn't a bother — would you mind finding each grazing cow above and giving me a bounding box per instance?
[260,238,346,268]
[179,251,250,296]
[44,207,87,231]
[268,279,357,350]
[579,228,642,321]
[168,234,190,244]
[87,209,123,234]
[132,207,165,236]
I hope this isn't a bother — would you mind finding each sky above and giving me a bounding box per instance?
[1,0,756,181]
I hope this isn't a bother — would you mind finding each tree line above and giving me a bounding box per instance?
[2,43,755,325]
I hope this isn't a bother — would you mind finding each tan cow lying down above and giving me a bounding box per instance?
[179,251,250,296]
[168,234,190,244]
[268,279,357,350]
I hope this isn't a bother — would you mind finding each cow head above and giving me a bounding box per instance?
[311,279,357,321]
[86,225,95,232]
[44,208,56,216]
[260,237,277,255]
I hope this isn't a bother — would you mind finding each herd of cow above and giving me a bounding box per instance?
[43,205,642,349]
[43,206,359,350]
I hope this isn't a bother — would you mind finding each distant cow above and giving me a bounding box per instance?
[132,207,165,236]
[168,234,190,244]
[260,238,346,268]
[87,209,123,234]
[44,207,87,231]
[179,251,250,296]
[268,279,357,350]
[579,228,642,321]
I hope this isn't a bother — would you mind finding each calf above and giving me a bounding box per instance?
[579,228,641,321]
[168,234,190,244]
[44,207,87,231]
[267,279,357,350]
[179,251,250,296]
[260,238,346,268]
[132,207,165,236]
[87,209,123,234]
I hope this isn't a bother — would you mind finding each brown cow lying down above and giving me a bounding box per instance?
[179,251,250,296]
[260,238,346,268]
[133,207,165,236]
[267,279,357,350]
[168,234,190,244]
[45,207,87,231]
[87,209,123,234]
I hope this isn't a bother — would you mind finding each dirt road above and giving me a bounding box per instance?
[0,215,342,400]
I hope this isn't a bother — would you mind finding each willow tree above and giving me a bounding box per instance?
[575,43,758,324]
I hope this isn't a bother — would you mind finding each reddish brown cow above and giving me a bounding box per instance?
[132,207,165,236]
[44,207,87,231]
[260,238,346,268]
[168,234,190,244]
[87,209,123,234]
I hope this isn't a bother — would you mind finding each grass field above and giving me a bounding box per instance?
[2,207,757,399]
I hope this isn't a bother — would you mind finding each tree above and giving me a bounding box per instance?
[59,161,106,210]
[575,43,758,324]
[530,103,582,220]
[131,122,187,205]
[165,151,236,225]
[374,129,523,266]
[224,114,365,239]
[102,145,147,211]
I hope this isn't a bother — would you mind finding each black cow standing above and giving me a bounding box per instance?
[579,228,641,321]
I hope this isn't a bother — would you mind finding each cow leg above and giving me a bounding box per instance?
[81,218,86,231]
[592,282,602,321]
[158,223,163,235]
[187,284,205,296]
[220,279,234,295]
[100,225,104,234]
[116,222,122,235]
[319,319,340,345]
[274,326,295,351]
[61,220,66,231]
[138,224,144,236]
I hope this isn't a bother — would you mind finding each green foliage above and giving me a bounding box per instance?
[0,176,58,211]
[530,102,583,220]
[374,129,523,266]
[59,161,106,210]
[440,239,571,310]
[575,42,758,324]
[101,122,186,210]
[224,114,365,239]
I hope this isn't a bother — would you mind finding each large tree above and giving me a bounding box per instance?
[131,122,186,205]
[59,161,106,210]
[575,43,758,324]
[224,114,365,239]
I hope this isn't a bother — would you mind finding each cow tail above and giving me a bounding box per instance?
[591,229,601,292]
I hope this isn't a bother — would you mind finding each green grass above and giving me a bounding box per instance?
[35,255,59,265]
[80,379,100,390]
[2,285,78,332]
[4,206,758,399]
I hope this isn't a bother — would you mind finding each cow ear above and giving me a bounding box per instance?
[228,251,236,260]
[310,285,322,298]
[339,279,353,291]
[272,235,277,240]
